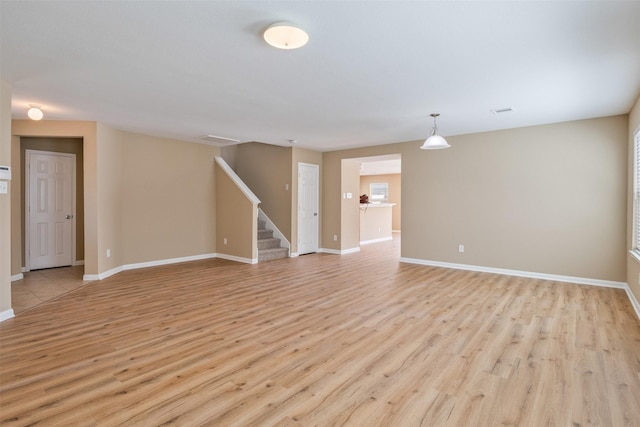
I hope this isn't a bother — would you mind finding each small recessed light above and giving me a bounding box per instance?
[490,107,515,115]
[288,139,297,144]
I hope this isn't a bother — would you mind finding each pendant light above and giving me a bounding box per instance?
[420,113,450,150]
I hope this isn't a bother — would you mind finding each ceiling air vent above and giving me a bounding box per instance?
[490,107,515,115]
[199,134,241,145]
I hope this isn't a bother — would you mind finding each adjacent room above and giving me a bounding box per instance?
[1,1,639,425]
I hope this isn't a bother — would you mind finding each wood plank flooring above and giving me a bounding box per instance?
[1,237,639,426]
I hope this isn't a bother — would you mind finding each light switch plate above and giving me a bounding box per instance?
[0,181,7,194]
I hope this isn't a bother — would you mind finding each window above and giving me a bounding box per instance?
[370,182,388,203]
[634,129,640,254]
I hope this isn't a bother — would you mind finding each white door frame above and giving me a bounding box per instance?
[297,162,319,255]
[25,150,77,271]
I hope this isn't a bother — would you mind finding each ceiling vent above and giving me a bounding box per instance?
[490,107,515,115]
[199,134,241,145]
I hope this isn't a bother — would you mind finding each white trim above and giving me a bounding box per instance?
[73,260,85,266]
[21,267,29,273]
[83,253,219,280]
[122,253,217,271]
[399,257,626,289]
[258,208,290,254]
[625,286,640,320]
[0,309,15,323]
[320,247,361,255]
[84,265,123,281]
[216,253,258,264]
[214,156,260,205]
[289,252,299,257]
[360,236,393,245]
[11,273,24,282]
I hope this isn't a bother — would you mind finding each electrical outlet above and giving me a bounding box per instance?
[333,234,338,241]
[224,238,228,245]
[106,248,111,258]
[458,245,464,253]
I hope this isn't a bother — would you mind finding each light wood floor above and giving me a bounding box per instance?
[1,237,639,426]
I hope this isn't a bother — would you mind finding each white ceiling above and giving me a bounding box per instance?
[2,1,639,152]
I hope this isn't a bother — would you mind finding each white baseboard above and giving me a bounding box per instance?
[625,286,640,321]
[73,260,85,266]
[0,309,15,323]
[11,273,24,282]
[400,257,639,320]
[289,252,299,257]
[83,265,123,281]
[21,267,29,273]
[215,253,257,264]
[399,257,626,289]
[123,253,218,270]
[320,247,360,255]
[83,253,219,280]
[360,236,393,245]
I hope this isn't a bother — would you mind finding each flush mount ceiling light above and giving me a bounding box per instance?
[420,113,450,150]
[27,104,44,121]
[263,22,309,49]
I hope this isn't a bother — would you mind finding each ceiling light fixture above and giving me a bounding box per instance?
[420,113,450,150]
[263,22,309,50]
[27,105,44,121]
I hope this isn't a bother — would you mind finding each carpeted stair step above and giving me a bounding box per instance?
[258,237,281,250]
[258,229,273,240]
[258,247,289,262]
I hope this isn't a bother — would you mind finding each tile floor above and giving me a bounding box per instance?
[11,266,89,314]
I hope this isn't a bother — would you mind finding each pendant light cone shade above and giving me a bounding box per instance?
[264,22,309,49]
[420,113,450,150]
[27,105,43,121]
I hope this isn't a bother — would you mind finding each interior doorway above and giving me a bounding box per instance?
[20,137,84,272]
[25,150,76,270]
[297,162,319,255]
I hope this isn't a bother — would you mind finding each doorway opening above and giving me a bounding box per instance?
[21,137,84,273]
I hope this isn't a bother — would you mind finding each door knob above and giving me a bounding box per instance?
[66,214,74,219]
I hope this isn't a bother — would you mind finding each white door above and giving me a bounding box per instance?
[298,163,319,255]
[27,151,75,270]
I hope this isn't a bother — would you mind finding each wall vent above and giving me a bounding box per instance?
[490,107,515,115]
[199,134,241,144]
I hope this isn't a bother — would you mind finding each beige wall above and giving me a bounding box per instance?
[0,81,12,314]
[360,174,401,231]
[324,115,627,282]
[627,94,640,303]
[341,159,361,251]
[96,123,123,273]
[291,147,322,254]
[216,163,257,260]
[360,205,393,242]
[10,136,20,276]
[11,120,99,276]
[121,133,218,264]
[236,143,292,242]
[19,137,85,267]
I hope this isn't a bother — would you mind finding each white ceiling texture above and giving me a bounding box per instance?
[1,1,639,152]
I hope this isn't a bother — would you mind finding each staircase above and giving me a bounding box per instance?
[258,219,289,262]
